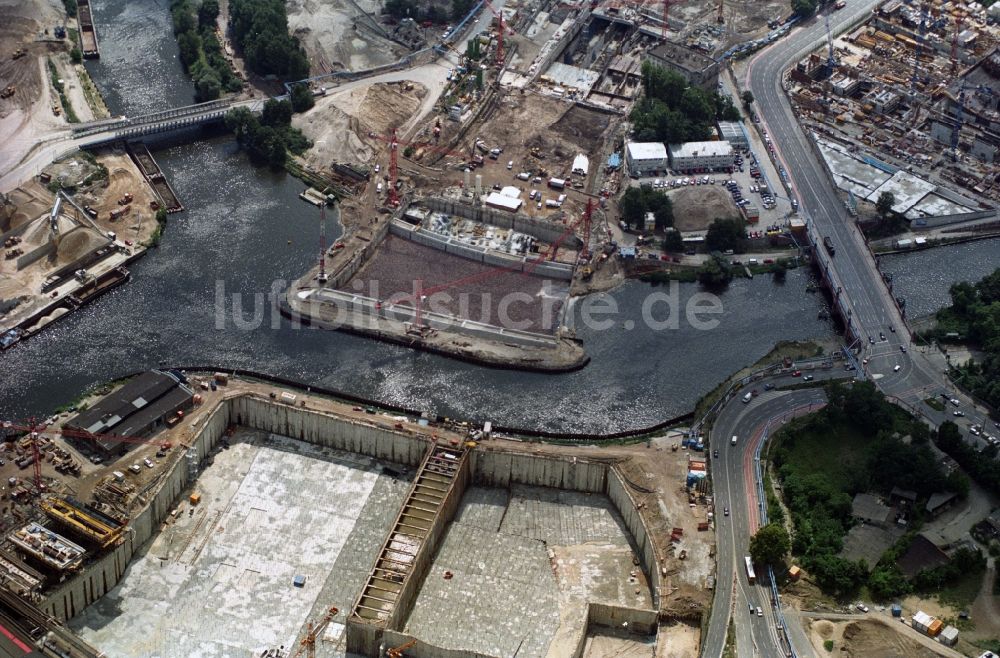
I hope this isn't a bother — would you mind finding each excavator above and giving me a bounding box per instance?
[386,639,416,658]
[291,606,338,658]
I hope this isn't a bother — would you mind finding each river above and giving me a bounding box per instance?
[878,239,1000,320]
[0,0,845,432]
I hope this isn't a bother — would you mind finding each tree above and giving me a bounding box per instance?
[290,83,315,113]
[198,0,220,28]
[618,188,647,229]
[750,523,790,569]
[662,230,684,253]
[791,0,818,17]
[741,90,755,108]
[62,0,78,17]
[261,98,293,127]
[705,217,747,253]
[194,69,221,101]
[875,191,895,219]
[772,260,787,283]
[70,47,82,64]
[697,253,733,287]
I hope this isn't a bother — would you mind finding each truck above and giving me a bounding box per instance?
[823,236,835,256]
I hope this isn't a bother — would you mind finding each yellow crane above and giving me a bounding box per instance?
[386,639,416,658]
[292,606,338,658]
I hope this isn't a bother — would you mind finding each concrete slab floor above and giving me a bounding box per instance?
[69,432,412,658]
[403,486,652,658]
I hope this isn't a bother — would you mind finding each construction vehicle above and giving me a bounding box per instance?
[387,640,417,658]
[12,49,26,60]
[1,85,14,99]
[291,606,338,658]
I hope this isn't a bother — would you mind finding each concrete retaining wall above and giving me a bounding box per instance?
[327,217,391,289]
[15,240,55,271]
[471,451,608,492]
[420,197,581,249]
[607,468,661,608]
[42,400,232,621]
[586,602,658,635]
[911,208,996,229]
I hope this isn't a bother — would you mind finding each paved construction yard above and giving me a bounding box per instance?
[69,432,413,658]
[404,486,654,658]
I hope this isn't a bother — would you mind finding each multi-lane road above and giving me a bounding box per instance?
[704,386,828,658]
[703,2,999,656]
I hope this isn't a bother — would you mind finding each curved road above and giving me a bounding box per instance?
[705,386,827,658]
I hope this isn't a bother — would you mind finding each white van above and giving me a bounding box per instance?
[376,182,383,193]
[742,392,752,403]
[731,435,738,446]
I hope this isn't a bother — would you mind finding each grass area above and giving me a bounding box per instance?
[924,397,946,412]
[937,567,983,609]
[776,420,870,493]
[47,57,79,123]
[722,619,737,658]
[76,63,109,119]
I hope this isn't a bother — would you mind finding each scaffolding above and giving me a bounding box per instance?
[39,498,125,549]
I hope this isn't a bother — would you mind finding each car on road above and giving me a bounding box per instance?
[143,458,154,468]
[889,326,895,333]
[724,507,729,516]
[869,336,875,344]
[954,411,965,417]
[713,449,719,458]
[792,370,802,377]
[950,398,961,407]
[856,603,869,613]
[893,365,901,372]
[900,346,907,353]
[803,375,814,381]
[764,383,775,391]
[756,607,763,617]
[879,332,885,340]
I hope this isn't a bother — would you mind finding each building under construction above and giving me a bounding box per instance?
[8,523,86,573]
[788,0,1000,208]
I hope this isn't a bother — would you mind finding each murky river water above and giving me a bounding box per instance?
[19,0,980,432]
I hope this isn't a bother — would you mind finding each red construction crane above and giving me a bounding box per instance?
[371,129,487,207]
[291,606,339,658]
[950,11,964,75]
[387,639,417,658]
[481,0,512,66]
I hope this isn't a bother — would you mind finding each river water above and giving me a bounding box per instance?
[0,0,861,431]
[878,239,1000,319]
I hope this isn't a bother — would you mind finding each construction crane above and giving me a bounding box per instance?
[386,639,416,658]
[824,13,836,73]
[481,0,512,67]
[951,78,967,162]
[950,10,964,75]
[716,0,724,25]
[291,606,339,658]
[910,1,928,92]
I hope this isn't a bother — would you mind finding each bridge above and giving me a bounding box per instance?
[70,98,263,148]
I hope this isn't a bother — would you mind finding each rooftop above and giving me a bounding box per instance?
[897,534,949,578]
[626,142,668,161]
[669,141,733,159]
[850,493,893,525]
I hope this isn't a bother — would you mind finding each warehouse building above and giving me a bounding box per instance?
[668,141,735,173]
[65,370,194,457]
[625,142,668,176]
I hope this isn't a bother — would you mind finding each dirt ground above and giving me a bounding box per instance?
[294,81,427,169]
[468,95,614,186]
[654,620,700,658]
[807,618,949,658]
[75,150,161,245]
[582,627,654,658]
[286,0,407,74]
[668,186,740,233]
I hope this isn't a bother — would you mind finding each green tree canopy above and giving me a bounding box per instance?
[290,84,315,113]
[750,523,790,569]
[791,0,818,17]
[876,191,895,219]
[705,217,747,253]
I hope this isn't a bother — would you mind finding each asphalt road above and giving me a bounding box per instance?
[699,4,999,656]
[704,386,828,658]
[743,0,996,448]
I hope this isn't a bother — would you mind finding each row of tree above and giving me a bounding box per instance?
[630,62,741,144]
[933,268,1000,409]
[229,0,310,81]
[618,187,674,231]
[224,99,312,167]
[170,0,243,102]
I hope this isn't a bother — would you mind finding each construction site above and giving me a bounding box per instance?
[786,0,1000,225]
[0,371,718,657]
[0,148,162,351]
